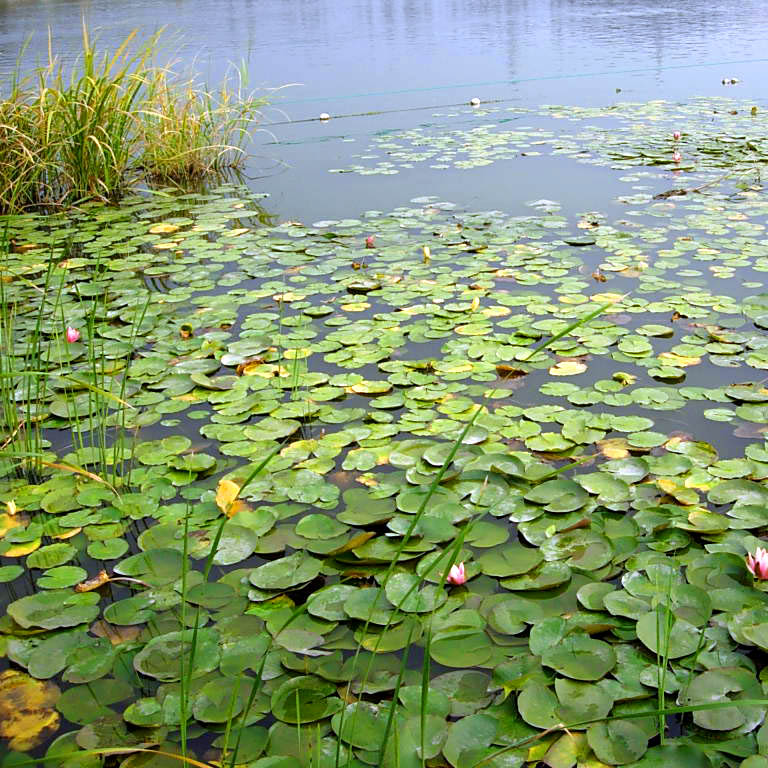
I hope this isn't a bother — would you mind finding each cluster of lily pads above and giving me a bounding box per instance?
[3,97,768,768]
[331,96,767,178]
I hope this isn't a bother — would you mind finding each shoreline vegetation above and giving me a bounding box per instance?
[0,24,268,214]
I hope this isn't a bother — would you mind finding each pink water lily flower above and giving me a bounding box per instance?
[65,326,80,343]
[673,131,681,140]
[447,562,466,586]
[365,235,375,249]
[672,151,682,163]
[747,547,768,580]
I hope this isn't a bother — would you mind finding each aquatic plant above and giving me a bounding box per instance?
[0,26,267,213]
[746,547,768,580]
[139,61,264,183]
[5,94,768,766]
[446,561,467,585]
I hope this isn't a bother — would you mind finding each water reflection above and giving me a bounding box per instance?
[0,0,766,220]
[1,0,766,112]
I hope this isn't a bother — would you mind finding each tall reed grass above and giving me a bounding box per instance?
[0,24,267,213]
[0,226,148,487]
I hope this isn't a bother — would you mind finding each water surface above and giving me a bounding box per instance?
[2,0,767,220]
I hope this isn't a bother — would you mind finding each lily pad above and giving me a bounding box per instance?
[249,552,323,591]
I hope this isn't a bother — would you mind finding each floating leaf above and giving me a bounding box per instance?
[0,670,60,751]
[541,634,616,680]
[8,591,100,630]
[249,552,322,591]
[133,629,220,681]
[636,607,701,659]
[271,676,342,724]
[586,720,648,765]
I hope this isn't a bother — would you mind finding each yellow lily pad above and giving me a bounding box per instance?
[0,670,60,751]
[455,324,491,336]
[283,348,312,360]
[549,361,587,376]
[148,222,180,235]
[240,362,289,378]
[349,381,392,395]
[480,305,511,317]
[597,438,630,459]
[273,292,306,302]
[659,352,701,367]
[590,292,623,303]
[4,538,41,557]
[0,512,26,539]
[51,527,82,540]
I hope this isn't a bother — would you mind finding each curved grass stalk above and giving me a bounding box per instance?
[377,622,416,765]
[9,697,768,768]
[371,506,489,765]
[518,298,623,363]
[0,371,135,410]
[654,567,676,743]
[340,297,621,767]
[110,289,151,485]
[227,601,310,768]
[535,452,597,481]
[17,747,218,768]
[336,406,484,768]
[0,454,121,496]
[179,499,192,757]
[180,443,282,763]
[470,698,768,767]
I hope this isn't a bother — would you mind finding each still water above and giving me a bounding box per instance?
[1,0,767,220]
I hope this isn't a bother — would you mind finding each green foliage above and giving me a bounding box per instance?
[0,26,267,213]
[6,93,768,766]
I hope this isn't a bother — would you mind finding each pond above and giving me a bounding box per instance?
[3,0,768,222]
[3,2,768,767]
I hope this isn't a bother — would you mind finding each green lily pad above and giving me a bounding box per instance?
[27,543,76,570]
[555,678,614,724]
[7,591,100,630]
[501,561,572,591]
[249,552,323,591]
[331,701,391,751]
[679,667,764,733]
[587,720,648,765]
[524,479,588,513]
[0,565,23,583]
[296,514,349,540]
[271,676,342,724]
[636,608,701,659]
[477,543,544,577]
[541,634,616,680]
[133,628,220,681]
[517,681,560,729]
[443,713,498,768]
[37,566,87,590]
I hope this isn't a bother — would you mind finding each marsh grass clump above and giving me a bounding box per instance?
[139,62,263,183]
[0,25,267,213]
